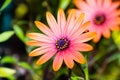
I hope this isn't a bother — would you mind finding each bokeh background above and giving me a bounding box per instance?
[0,0,120,80]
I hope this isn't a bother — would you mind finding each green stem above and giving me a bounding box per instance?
[76,56,89,80]
[83,56,89,80]
[68,68,72,80]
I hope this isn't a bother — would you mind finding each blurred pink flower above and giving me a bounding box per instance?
[26,9,96,71]
[74,0,120,42]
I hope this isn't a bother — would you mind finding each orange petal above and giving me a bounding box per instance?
[72,43,93,51]
[26,40,45,46]
[66,9,76,35]
[93,32,101,43]
[110,26,120,31]
[86,0,96,7]
[103,0,111,8]
[46,11,60,36]
[109,10,120,18]
[63,52,74,69]
[115,10,120,18]
[34,21,54,37]
[74,0,90,11]
[116,18,120,24]
[57,9,66,34]
[53,52,63,71]
[73,32,96,43]
[71,51,85,64]
[109,2,120,12]
[73,0,82,9]
[102,29,110,38]
[36,50,56,65]
[29,47,53,56]
[27,33,52,43]
[78,21,90,34]
[70,21,90,39]
[96,0,103,7]
[69,13,85,36]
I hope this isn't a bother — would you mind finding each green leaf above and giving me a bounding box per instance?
[13,25,25,42]
[18,62,32,70]
[71,76,84,80]
[112,31,120,49]
[7,76,16,80]
[1,56,17,64]
[59,0,71,10]
[107,52,120,64]
[0,31,14,42]
[0,67,16,77]
[0,0,12,11]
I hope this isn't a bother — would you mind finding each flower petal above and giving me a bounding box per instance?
[93,32,101,43]
[71,51,85,64]
[63,51,74,69]
[72,32,96,43]
[26,40,46,46]
[103,0,111,9]
[57,9,66,35]
[29,47,53,56]
[96,0,103,7]
[77,21,90,35]
[74,0,90,12]
[109,2,120,12]
[86,0,96,7]
[72,43,93,51]
[69,21,90,39]
[34,21,55,38]
[102,29,110,38]
[27,33,53,43]
[69,13,85,37]
[110,26,120,31]
[36,50,56,65]
[108,10,120,19]
[66,9,76,35]
[73,52,85,64]
[53,52,63,71]
[46,12,60,36]
[116,18,120,24]
[73,0,82,9]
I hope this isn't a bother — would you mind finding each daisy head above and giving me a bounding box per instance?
[74,0,120,42]
[26,9,96,71]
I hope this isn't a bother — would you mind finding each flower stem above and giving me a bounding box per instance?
[83,56,89,80]
[75,56,89,80]
[68,68,72,80]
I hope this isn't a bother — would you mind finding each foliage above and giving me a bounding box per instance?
[0,31,14,42]
[0,67,16,78]
[0,0,11,12]
[13,25,25,43]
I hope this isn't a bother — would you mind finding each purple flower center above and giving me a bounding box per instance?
[94,14,106,25]
[56,38,69,51]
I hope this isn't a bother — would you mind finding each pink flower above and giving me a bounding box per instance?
[26,9,96,71]
[74,0,120,42]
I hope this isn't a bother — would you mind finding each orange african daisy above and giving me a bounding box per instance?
[74,0,120,42]
[26,9,96,71]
